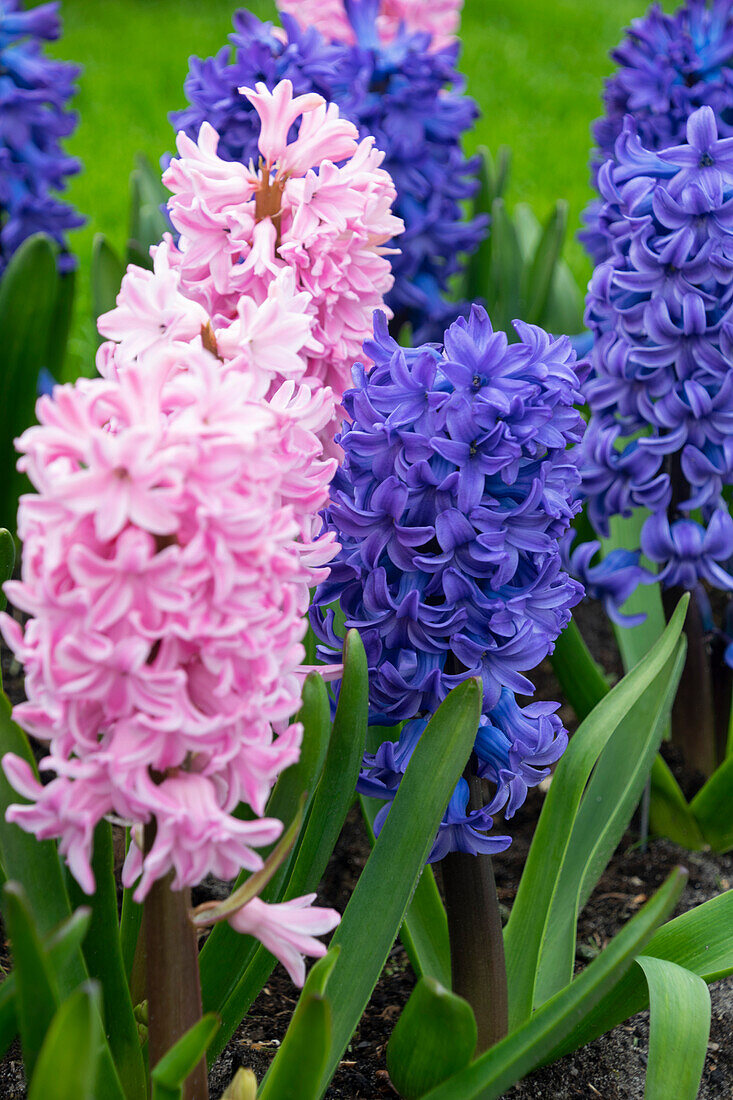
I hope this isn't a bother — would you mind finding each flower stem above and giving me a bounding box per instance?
[143,823,209,1100]
[662,586,717,778]
[440,773,508,1053]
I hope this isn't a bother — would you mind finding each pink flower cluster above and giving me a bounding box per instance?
[156,79,402,421]
[2,329,339,981]
[277,0,464,50]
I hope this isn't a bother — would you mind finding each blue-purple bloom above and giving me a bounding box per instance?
[582,0,733,262]
[311,305,585,858]
[578,105,733,603]
[169,0,486,343]
[0,0,84,274]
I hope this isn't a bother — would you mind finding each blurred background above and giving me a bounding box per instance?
[38,0,677,350]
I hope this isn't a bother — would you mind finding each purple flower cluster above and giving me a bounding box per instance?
[0,1,84,273]
[579,105,733,596]
[311,305,586,858]
[582,0,733,262]
[169,0,485,343]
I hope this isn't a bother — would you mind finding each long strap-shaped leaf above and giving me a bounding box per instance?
[534,640,685,1004]
[420,868,687,1100]
[66,822,146,1100]
[690,753,733,852]
[315,678,481,1096]
[28,982,103,1100]
[545,886,733,1060]
[504,596,688,1028]
[549,618,609,722]
[360,794,451,990]
[0,692,86,992]
[637,957,710,1100]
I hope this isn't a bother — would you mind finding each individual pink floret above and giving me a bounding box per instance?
[277,0,464,51]
[227,893,340,986]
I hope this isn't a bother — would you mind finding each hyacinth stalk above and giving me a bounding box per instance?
[313,305,586,1045]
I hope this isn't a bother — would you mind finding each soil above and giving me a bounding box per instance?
[1,599,732,1099]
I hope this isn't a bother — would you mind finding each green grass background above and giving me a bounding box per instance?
[42,0,677,358]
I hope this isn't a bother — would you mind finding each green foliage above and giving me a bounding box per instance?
[28,983,103,1100]
[90,234,125,326]
[0,236,61,530]
[314,678,481,1094]
[637,957,710,1100]
[387,978,477,1098]
[464,147,584,337]
[504,597,688,1028]
[259,952,340,1100]
[420,869,688,1100]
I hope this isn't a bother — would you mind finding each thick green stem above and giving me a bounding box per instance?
[662,586,717,778]
[440,773,508,1053]
[144,823,208,1100]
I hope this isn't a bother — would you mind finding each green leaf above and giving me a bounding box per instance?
[0,234,59,528]
[315,678,482,1095]
[637,957,710,1100]
[127,153,170,266]
[504,596,689,1029]
[259,995,331,1100]
[2,881,60,1079]
[45,268,76,381]
[550,617,609,722]
[488,198,522,333]
[545,887,733,1059]
[463,146,508,303]
[0,907,91,1062]
[387,977,477,1099]
[0,528,16,616]
[28,982,103,1100]
[200,671,331,1025]
[522,200,568,325]
[690,754,733,851]
[360,791,450,990]
[0,691,85,991]
[151,1014,220,1100]
[205,632,368,1065]
[649,755,706,850]
[534,638,685,1004]
[91,234,125,323]
[421,868,687,1100]
[65,822,146,1100]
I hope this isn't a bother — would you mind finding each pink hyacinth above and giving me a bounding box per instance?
[1,342,338,937]
[159,79,402,418]
[277,0,463,50]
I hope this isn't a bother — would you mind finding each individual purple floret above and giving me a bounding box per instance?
[311,305,585,858]
[582,0,733,263]
[169,0,486,343]
[0,0,84,273]
[577,104,733,601]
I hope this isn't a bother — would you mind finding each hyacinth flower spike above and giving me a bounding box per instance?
[313,305,586,1047]
[578,102,733,776]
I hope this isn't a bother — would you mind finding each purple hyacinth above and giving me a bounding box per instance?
[169,0,486,343]
[578,104,733,603]
[582,0,733,263]
[311,305,585,858]
[0,1,84,274]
